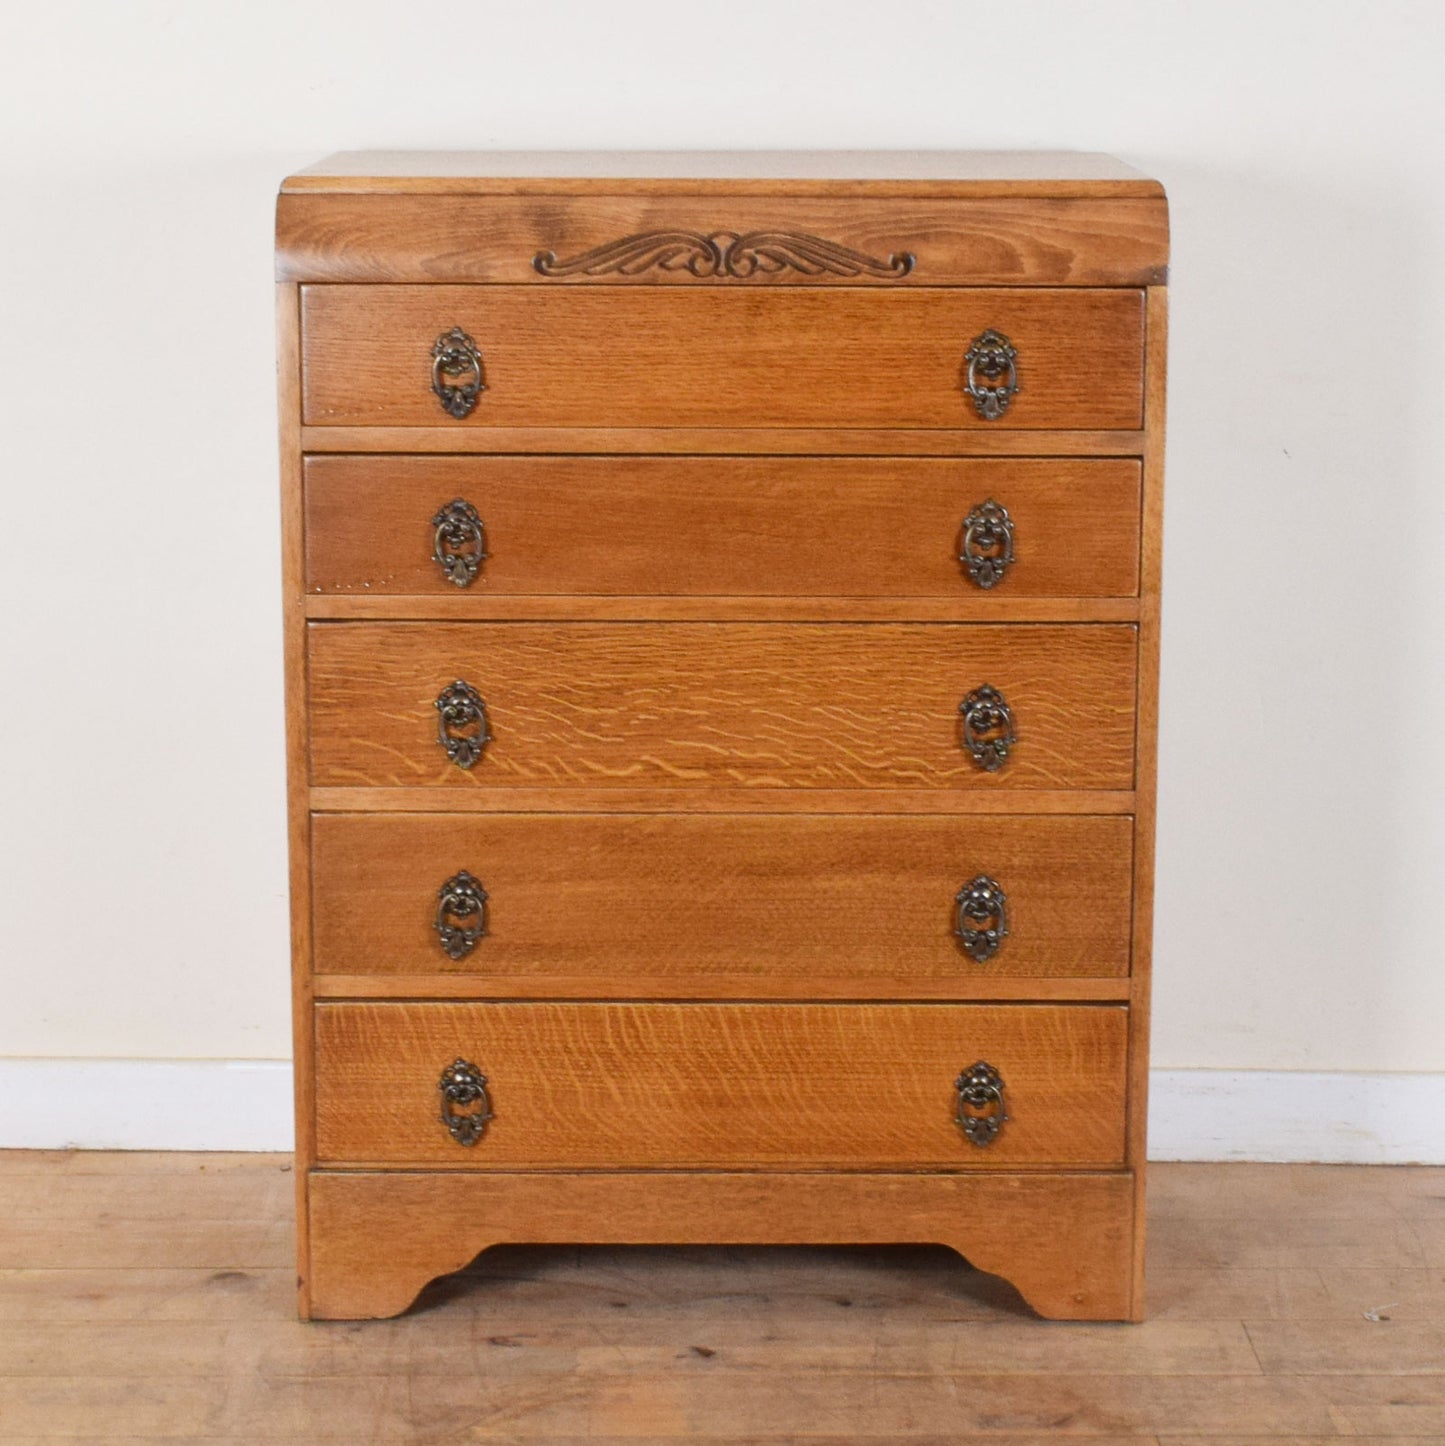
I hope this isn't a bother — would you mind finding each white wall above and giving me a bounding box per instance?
[2,2,1443,1149]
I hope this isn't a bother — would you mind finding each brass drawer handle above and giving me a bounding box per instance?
[959,684,1016,772]
[430,327,486,419]
[954,1061,1008,1147]
[432,498,487,588]
[435,679,491,769]
[954,875,1008,962]
[435,871,488,960]
[963,329,1019,420]
[438,1058,493,1146]
[959,499,1015,589]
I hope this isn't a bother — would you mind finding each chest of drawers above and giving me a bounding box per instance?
[276,150,1168,1321]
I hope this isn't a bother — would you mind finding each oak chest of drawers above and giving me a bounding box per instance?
[276,150,1168,1321]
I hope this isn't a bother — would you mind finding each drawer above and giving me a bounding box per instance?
[307,622,1138,791]
[314,1002,1128,1168]
[300,285,1145,430]
[305,456,1142,599]
[311,813,1134,989]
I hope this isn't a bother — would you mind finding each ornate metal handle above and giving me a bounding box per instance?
[435,679,491,769]
[959,685,1016,772]
[955,876,1009,962]
[435,871,488,960]
[430,327,486,419]
[954,1061,1008,1147]
[959,499,1015,589]
[432,498,487,587]
[963,329,1019,420]
[438,1058,493,1146]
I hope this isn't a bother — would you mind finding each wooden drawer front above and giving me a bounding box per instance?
[307,622,1138,791]
[305,456,1141,600]
[300,285,1144,430]
[311,813,1134,989]
[314,1002,1128,1168]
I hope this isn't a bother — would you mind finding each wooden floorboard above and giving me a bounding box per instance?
[0,1156,1441,1440]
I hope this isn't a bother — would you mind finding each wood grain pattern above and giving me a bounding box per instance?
[12,1155,1439,1433]
[277,193,1167,285]
[310,785,1138,815]
[299,285,1145,430]
[303,455,1141,600]
[281,148,1167,196]
[306,621,1138,791]
[309,812,1135,988]
[302,424,1147,455]
[275,283,315,1319]
[307,1170,1135,1321]
[311,974,1132,1003]
[313,1001,1128,1169]
[0,1309,1266,1379]
[304,596,1143,623]
[1127,284,1169,1318]
[278,157,1167,1330]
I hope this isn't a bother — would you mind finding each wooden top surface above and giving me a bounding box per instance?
[282,150,1164,199]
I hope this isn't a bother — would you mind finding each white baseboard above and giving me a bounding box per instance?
[1146,1069,1445,1164]
[1,1060,1441,1162]
[0,1059,295,1152]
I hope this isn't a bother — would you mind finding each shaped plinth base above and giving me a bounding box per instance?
[304,1170,1138,1322]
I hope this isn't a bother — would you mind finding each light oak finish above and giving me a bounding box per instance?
[276,283,314,1314]
[304,455,1142,600]
[282,147,1167,196]
[300,285,1145,430]
[311,974,1133,1003]
[313,1001,1128,1169]
[277,193,1168,286]
[302,424,1148,455]
[305,596,1145,622]
[307,1171,1136,1322]
[1127,284,1170,1315]
[307,596,1147,625]
[312,784,1139,815]
[279,153,1168,1325]
[3,1153,1443,1442]
[310,812,1135,989]
[306,621,1139,792]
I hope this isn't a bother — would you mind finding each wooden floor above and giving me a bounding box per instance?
[0,1154,1442,1442]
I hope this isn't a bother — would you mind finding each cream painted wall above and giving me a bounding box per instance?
[2,1,1442,1075]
